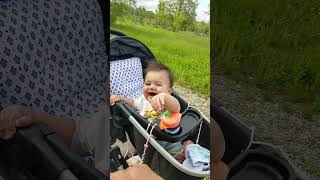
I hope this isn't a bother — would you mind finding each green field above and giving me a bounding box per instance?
[213,0,320,115]
[112,21,210,96]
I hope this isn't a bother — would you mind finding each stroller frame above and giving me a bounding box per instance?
[113,102,210,177]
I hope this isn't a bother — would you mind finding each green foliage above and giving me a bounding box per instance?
[195,21,210,35]
[111,0,209,34]
[212,0,320,115]
[112,22,210,96]
[156,1,173,28]
[157,0,199,31]
[172,13,186,31]
[110,0,138,24]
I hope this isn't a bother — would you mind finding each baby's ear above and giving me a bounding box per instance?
[168,87,173,94]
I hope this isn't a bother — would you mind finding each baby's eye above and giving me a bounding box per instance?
[156,83,161,86]
[145,82,151,85]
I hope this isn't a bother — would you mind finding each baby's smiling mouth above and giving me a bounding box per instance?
[148,92,157,97]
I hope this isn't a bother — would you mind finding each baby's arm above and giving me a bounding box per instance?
[110,95,134,107]
[163,94,180,112]
[150,93,181,113]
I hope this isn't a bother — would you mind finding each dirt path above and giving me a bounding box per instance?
[174,84,210,119]
[213,72,320,180]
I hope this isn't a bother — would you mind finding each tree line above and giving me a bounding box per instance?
[111,0,209,35]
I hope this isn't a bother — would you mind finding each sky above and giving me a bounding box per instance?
[136,0,210,22]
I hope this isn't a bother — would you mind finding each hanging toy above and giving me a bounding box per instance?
[160,110,182,134]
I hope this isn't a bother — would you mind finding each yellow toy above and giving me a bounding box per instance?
[143,109,160,120]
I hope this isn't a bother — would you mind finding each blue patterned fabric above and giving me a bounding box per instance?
[110,57,144,99]
[0,0,107,120]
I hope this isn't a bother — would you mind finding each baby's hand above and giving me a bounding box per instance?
[0,105,33,139]
[182,140,194,155]
[148,93,167,114]
[110,95,124,106]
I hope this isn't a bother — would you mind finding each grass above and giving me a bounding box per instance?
[111,21,210,96]
[212,0,320,115]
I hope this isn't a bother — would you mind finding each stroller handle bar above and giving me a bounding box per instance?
[4,124,106,180]
[110,29,127,36]
[11,124,79,180]
[127,115,210,177]
[60,170,79,180]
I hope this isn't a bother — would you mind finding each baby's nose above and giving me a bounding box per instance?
[149,84,156,89]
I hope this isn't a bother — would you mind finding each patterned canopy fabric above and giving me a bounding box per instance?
[110,57,144,100]
[0,0,108,120]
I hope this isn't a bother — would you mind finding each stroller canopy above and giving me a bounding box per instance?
[110,30,155,70]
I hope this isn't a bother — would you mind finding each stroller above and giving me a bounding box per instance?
[0,0,108,179]
[109,30,211,180]
[211,97,311,180]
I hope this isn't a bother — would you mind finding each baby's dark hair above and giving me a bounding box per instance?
[144,61,174,87]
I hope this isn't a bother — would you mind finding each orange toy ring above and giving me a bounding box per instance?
[160,111,181,130]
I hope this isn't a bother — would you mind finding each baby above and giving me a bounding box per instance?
[110,62,180,117]
[110,62,184,159]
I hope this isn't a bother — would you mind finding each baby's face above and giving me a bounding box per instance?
[143,70,172,100]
